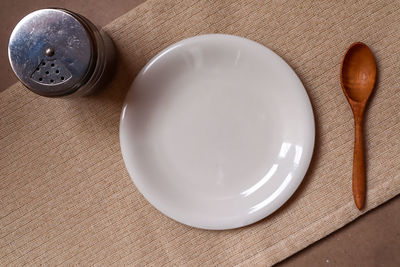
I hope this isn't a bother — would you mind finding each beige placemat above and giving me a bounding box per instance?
[1,0,400,265]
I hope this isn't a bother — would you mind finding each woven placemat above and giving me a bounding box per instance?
[1,0,400,265]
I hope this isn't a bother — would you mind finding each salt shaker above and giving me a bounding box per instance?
[8,8,115,97]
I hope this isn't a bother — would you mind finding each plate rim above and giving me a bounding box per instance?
[120,33,315,230]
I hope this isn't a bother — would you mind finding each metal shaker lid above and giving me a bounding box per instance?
[8,9,95,97]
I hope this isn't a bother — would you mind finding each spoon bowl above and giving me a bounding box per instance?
[340,42,377,210]
[341,42,377,105]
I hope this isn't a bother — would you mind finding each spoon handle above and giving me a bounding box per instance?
[353,117,365,210]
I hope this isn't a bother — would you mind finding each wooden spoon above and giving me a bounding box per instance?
[340,42,377,210]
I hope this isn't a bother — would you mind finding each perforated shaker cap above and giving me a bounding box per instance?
[8,9,96,97]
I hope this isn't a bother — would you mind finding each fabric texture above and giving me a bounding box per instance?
[1,0,400,265]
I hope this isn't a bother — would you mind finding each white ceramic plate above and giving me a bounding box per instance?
[120,34,315,230]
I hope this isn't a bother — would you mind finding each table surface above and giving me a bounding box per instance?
[1,1,399,266]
